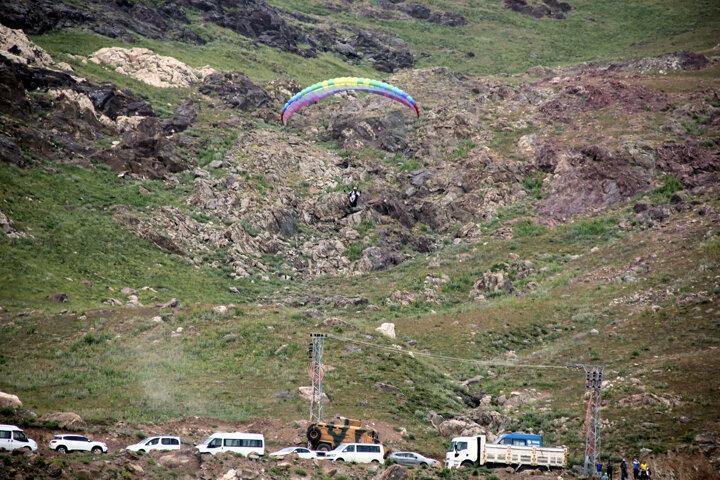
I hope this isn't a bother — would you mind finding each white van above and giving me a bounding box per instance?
[325,443,384,463]
[195,432,264,456]
[0,425,38,452]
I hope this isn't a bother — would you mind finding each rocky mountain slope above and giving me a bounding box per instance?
[1,0,720,479]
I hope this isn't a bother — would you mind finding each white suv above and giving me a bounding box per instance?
[0,425,38,452]
[325,443,384,463]
[49,434,108,453]
[126,436,181,453]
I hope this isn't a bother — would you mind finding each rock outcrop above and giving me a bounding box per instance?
[504,0,571,19]
[0,24,55,68]
[90,47,211,88]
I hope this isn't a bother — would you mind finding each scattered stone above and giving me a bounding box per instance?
[376,382,403,395]
[160,298,179,309]
[48,293,68,303]
[213,305,229,315]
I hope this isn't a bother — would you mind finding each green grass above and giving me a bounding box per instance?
[0,162,249,311]
[565,216,619,242]
[268,0,719,76]
[512,219,546,237]
[522,172,544,200]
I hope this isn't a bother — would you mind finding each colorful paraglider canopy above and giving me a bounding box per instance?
[281,77,420,124]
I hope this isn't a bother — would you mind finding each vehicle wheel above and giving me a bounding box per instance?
[138,449,146,454]
[91,446,103,454]
[307,426,321,441]
[317,443,332,452]
[421,462,429,467]
[56,446,68,454]
[371,459,380,464]
[335,458,344,462]
[461,460,474,468]
[23,447,32,453]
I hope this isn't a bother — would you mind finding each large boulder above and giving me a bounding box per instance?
[380,464,409,480]
[0,24,55,68]
[163,99,197,134]
[0,391,22,410]
[437,418,485,437]
[199,72,270,110]
[376,322,396,339]
[470,271,513,300]
[358,246,405,272]
[38,411,85,430]
[0,135,23,167]
[297,386,329,403]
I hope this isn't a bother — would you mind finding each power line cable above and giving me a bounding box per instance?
[323,333,569,370]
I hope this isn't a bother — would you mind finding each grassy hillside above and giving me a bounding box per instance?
[1,1,719,477]
[33,0,720,87]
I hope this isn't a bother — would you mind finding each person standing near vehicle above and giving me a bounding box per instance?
[620,458,629,480]
[633,458,640,479]
[607,460,614,480]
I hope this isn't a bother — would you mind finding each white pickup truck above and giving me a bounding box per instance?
[445,435,567,469]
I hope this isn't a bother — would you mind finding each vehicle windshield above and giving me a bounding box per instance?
[13,431,28,442]
[198,436,212,446]
[447,441,467,452]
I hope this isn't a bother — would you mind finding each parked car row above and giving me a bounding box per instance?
[1,425,440,467]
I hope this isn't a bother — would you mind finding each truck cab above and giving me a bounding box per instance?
[445,436,485,468]
[494,432,543,447]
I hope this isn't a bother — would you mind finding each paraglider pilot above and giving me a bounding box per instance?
[348,188,361,208]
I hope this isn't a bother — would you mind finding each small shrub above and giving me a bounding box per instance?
[651,176,683,203]
[294,467,307,476]
[346,243,364,262]
[449,140,476,160]
[522,172,544,200]
[567,217,618,242]
[513,219,545,237]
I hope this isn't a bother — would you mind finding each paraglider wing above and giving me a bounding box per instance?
[281,77,420,124]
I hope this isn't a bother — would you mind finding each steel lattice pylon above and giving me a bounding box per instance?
[583,366,604,477]
[308,333,327,423]
[567,363,604,477]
